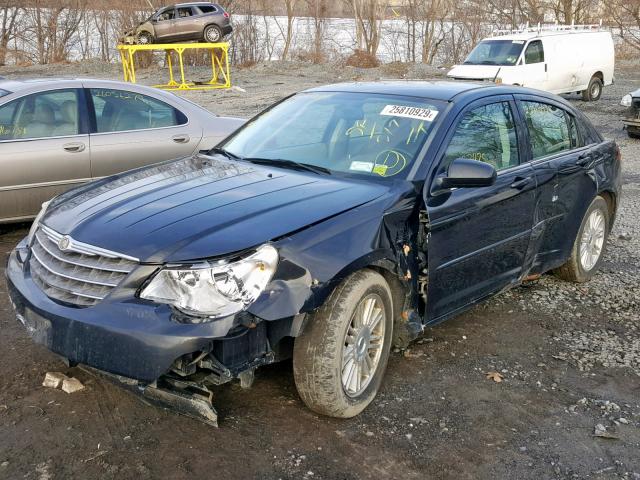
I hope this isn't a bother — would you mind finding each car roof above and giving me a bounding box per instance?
[302,81,552,102]
[0,77,186,103]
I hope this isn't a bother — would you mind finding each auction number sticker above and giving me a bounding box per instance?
[380,105,439,122]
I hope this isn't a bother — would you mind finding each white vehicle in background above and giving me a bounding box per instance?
[447,24,615,101]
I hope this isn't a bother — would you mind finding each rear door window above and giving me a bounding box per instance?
[442,101,520,172]
[524,40,544,64]
[0,89,79,140]
[177,7,195,18]
[89,88,187,133]
[521,101,573,159]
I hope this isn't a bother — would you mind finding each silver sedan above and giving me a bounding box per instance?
[0,78,244,223]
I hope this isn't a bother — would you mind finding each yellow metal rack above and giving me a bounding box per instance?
[117,42,231,91]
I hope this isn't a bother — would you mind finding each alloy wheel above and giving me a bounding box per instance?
[341,294,386,397]
[579,209,605,271]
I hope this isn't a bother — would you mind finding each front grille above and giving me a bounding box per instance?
[29,225,138,307]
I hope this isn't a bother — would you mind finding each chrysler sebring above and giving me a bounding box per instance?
[6,82,621,424]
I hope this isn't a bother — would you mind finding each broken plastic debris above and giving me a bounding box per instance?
[593,423,618,439]
[42,372,69,389]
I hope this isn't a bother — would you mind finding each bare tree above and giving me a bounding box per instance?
[0,2,21,65]
[347,0,383,56]
[610,0,640,52]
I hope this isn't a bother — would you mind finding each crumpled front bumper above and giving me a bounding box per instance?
[5,246,238,383]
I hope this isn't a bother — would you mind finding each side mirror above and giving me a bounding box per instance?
[438,158,497,189]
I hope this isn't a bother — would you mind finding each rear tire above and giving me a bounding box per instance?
[554,196,609,283]
[293,270,393,418]
[582,76,603,101]
[204,25,223,43]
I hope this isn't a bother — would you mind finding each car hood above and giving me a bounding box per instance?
[447,64,502,80]
[43,155,389,263]
[630,88,640,99]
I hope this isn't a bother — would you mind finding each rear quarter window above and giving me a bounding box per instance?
[198,5,217,13]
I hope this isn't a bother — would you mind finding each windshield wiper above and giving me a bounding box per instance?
[243,157,332,175]
[208,146,241,161]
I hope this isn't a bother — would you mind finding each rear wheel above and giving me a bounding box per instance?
[554,196,609,283]
[204,25,223,43]
[582,76,603,101]
[293,270,393,418]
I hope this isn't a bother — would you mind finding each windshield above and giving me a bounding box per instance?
[222,92,445,179]
[464,40,524,66]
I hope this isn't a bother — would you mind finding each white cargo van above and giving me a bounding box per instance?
[447,24,614,101]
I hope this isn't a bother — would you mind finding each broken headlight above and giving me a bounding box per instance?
[27,200,51,246]
[140,245,278,318]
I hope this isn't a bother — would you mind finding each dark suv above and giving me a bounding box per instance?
[123,2,232,45]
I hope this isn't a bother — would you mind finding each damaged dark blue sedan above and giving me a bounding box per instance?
[6,82,621,424]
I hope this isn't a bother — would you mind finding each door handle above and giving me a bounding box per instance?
[510,176,533,190]
[63,142,85,153]
[576,153,592,167]
[172,134,190,144]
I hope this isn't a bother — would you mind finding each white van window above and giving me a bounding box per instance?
[464,40,524,66]
[524,40,544,64]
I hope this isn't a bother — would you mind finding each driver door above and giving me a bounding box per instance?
[519,40,548,91]
[152,8,177,41]
[425,96,536,322]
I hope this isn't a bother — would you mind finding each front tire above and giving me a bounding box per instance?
[293,270,393,418]
[582,76,603,101]
[554,196,609,283]
[136,31,153,45]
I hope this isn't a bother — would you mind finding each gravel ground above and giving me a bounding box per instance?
[0,60,639,480]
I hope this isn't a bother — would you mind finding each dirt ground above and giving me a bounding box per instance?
[1,60,639,480]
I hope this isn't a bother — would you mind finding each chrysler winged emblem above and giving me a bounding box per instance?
[58,235,72,251]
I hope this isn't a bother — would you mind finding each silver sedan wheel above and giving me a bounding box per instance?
[579,209,606,271]
[342,293,386,397]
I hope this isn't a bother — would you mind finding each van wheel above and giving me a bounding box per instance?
[582,76,603,101]
[204,25,223,43]
[554,196,609,283]
[293,270,393,418]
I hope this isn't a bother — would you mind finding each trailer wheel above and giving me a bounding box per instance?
[582,76,603,101]
[293,270,393,418]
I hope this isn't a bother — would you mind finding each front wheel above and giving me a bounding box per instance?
[293,270,393,418]
[582,76,603,101]
[554,196,610,283]
[136,31,153,45]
